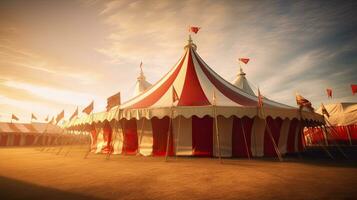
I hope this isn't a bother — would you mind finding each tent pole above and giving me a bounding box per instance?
[345,126,352,146]
[175,115,181,159]
[213,105,222,163]
[165,107,173,161]
[322,124,348,159]
[318,125,334,159]
[265,122,283,161]
[240,118,250,160]
[106,122,117,160]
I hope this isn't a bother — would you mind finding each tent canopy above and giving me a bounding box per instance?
[316,102,357,126]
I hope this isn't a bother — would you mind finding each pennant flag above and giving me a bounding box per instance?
[31,113,37,120]
[321,103,330,118]
[295,93,314,112]
[11,114,19,121]
[351,84,357,95]
[83,101,94,114]
[188,26,200,34]
[212,89,217,105]
[172,86,179,103]
[48,116,54,124]
[239,58,250,64]
[45,115,49,121]
[56,110,64,124]
[69,107,78,121]
[257,88,263,108]
[106,92,121,111]
[326,88,332,98]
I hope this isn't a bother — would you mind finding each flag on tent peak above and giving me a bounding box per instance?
[70,107,78,121]
[31,113,37,121]
[172,86,179,103]
[296,93,314,112]
[351,84,357,95]
[321,103,330,118]
[11,114,19,121]
[56,110,64,124]
[83,101,94,114]
[189,26,200,34]
[239,58,250,64]
[326,88,332,98]
[257,88,263,108]
[106,92,121,111]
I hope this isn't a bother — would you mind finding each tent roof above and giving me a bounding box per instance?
[133,67,152,97]
[316,102,357,126]
[120,37,290,109]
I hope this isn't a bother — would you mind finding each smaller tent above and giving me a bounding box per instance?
[305,102,357,145]
[133,65,152,97]
[232,67,255,96]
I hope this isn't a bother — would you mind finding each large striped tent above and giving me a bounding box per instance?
[68,36,323,158]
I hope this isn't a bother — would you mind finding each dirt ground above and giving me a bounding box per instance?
[0,146,356,200]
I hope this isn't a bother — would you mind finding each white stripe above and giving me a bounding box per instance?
[137,118,153,156]
[151,50,190,108]
[191,51,238,106]
[112,123,124,154]
[278,118,291,154]
[173,116,192,155]
[213,116,233,157]
[251,117,266,157]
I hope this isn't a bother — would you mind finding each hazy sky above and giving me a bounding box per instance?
[0,0,356,122]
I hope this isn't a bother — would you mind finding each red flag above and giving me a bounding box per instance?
[172,86,179,103]
[351,84,357,95]
[11,114,19,121]
[69,107,78,121]
[56,110,64,124]
[296,93,314,112]
[239,58,250,64]
[257,88,263,108]
[106,92,121,111]
[48,116,54,124]
[188,26,200,34]
[326,88,332,98]
[31,113,37,120]
[82,101,94,114]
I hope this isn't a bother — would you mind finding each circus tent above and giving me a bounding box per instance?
[0,122,66,146]
[305,102,357,145]
[133,64,152,97]
[68,36,323,158]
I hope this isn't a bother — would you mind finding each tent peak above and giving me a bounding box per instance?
[184,34,197,51]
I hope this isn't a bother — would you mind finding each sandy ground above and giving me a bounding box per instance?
[0,146,356,200]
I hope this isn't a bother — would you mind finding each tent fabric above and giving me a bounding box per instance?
[278,119,292,154]
[172,117,192,155]
[213,116,233,157]
[264,117,283,157]
[137,118,153,156]
[232,116,253,157]
[316,102,357,126]
[192,116,213,156]
[151,117,173,156]
[122,119,138,155]
[232,67,255,96]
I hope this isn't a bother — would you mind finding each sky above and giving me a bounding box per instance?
[0,0,357,123]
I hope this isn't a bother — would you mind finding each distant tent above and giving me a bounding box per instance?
[133,64,152,97]
[232,67,255,96]
[305,102,357,145]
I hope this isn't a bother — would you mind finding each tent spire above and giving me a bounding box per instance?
[185,34,197,51]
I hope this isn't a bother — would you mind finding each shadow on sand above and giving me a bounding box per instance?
[0,176,106,200]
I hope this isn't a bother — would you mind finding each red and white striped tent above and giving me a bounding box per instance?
[68,36,323,157]
[0,122,64,146]
[305,102,357,145]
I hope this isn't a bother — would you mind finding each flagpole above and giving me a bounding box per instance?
[165,105,173,162]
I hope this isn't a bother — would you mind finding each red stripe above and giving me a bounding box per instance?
[122,119,138,154]
[192,116,213,156]
[287,119,299,153]
[193,51,257,106]
[178,48,210,106]
[232,117,253,157]
[151,117,174,156]
[130,52,187,108]
[264,117,283,157]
